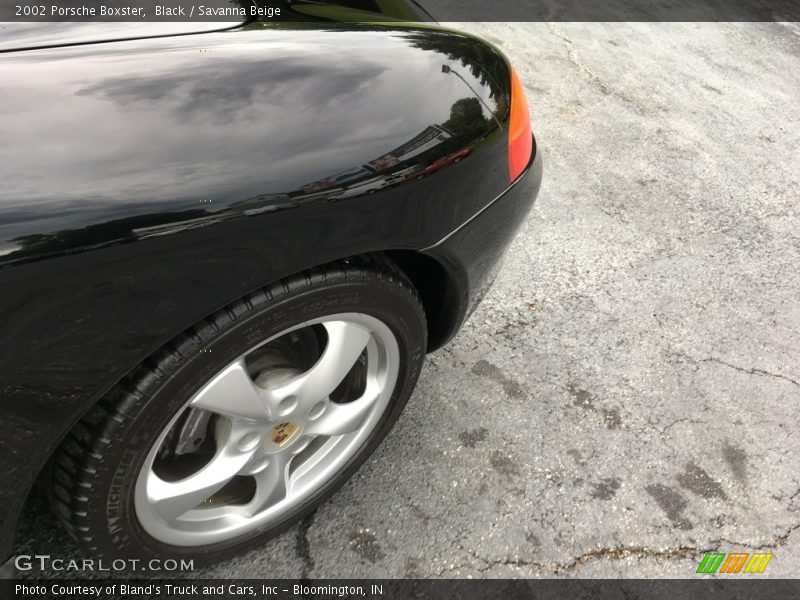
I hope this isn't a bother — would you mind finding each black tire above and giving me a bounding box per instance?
[50,254,426,564]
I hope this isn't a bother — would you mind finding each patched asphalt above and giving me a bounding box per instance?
[12,22,800,579]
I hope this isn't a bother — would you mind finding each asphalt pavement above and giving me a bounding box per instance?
[13,22,800,578]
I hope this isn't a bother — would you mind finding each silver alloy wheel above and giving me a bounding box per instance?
[134,313,399,546]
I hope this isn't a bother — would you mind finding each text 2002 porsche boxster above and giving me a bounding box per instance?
[0,5,541,564]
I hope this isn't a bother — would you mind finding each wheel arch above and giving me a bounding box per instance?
[382,249,465,352]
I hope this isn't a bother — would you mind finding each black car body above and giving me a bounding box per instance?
[0,11,541,562]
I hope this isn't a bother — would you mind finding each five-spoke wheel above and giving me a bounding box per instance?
[135,315,399,546]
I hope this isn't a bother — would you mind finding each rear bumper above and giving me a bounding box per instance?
[423,139,542,349]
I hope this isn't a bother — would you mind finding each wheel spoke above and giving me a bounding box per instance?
[147,424,258,522]
[274,321,371,407]
[245,452,291,515]
[304,386,381,437]
[191,359,269,420]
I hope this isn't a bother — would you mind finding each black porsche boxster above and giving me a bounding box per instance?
[0,4,541,564]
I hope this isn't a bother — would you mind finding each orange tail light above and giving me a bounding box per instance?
[508,67,533,182]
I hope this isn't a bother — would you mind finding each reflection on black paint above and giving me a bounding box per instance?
[404,29,509,102]
[76,60,386,126]
[0,21,510,264]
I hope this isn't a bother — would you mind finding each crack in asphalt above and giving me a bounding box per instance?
[438,520,800,576]
[668,351,800,388]
[546,23,612,96]
[699,357,800,388]
[711,520,800,551]
[440,543,702,576]
[295,511,316,579]
[655,416,704,437]
[561,545,701,571]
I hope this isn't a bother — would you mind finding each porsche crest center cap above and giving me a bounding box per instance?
[270,422,300,447]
